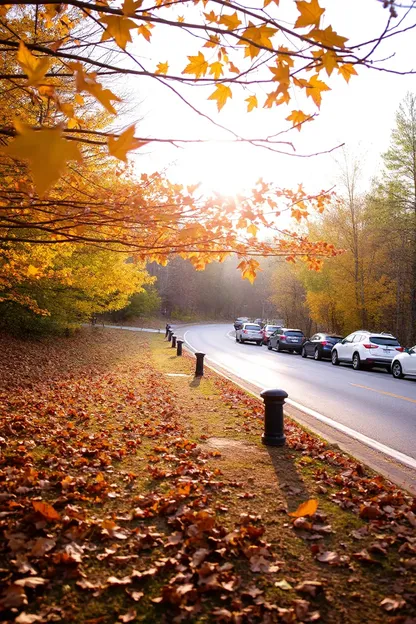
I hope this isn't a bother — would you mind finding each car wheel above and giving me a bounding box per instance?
[352,352,361,370]
[267,344,272,350]
[276,342,282,352]
[301,347,307,358]
[331,350,339,366]
[392,361,404,379]
[257,341,262,346]
[314,348,322,361]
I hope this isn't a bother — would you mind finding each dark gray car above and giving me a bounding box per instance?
[268,328,305,353]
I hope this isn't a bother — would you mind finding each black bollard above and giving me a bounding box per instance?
[165,323,171,338]
[195,352,205,377]
[176,339,183,356]
[172,335,177,348]
[260,389,288,447]
[167,329,173,342]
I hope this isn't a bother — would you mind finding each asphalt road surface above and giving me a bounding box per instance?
[182,324,416,461]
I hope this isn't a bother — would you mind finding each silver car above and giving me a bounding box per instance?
[235,323,263,345]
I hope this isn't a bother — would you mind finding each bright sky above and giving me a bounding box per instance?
[127,0,416,197]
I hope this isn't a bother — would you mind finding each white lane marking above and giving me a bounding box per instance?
[183,330,416,471]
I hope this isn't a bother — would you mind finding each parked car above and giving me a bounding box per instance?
[301,333,342,360]
[234,317,249,330]
[254,318,264,328]
[268,328,305,353]
[236,322,263,345]
[331,331,403,370]
[391,345,416,379]
[261,324,282,345]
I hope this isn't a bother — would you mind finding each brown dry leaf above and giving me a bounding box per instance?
[289,499,318,518]
[249,555,279,573]
[30,537,56,557]
[359,504,382,520]
[107,575,132,586]
[352,549,381,565]
[295,580,324,597]
[118,609,136,623]
[15,577,48,588]
[15,613,43,624]
[275,579,293,591]
[316,551,340,565]
[379,597,406,612]
[128,591,144,602]
[293,599,310,620]
[1,584,28,608]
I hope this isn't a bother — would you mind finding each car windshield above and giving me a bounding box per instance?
[326,335,342,341]
[369,336,400,346]
[245,324,261,330]
[285,331,304,336]
[266,326,279,331]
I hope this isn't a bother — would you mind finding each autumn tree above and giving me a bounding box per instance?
[381,92,416,344]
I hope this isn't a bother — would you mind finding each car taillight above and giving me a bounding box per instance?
[281,336,286,341]
[363,343,378,349]
[243,330,248,334]
[396,347,404,352]
[321,341,328,346]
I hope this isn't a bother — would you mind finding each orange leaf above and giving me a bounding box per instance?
[32,500,61,521]
[288,499,318,518]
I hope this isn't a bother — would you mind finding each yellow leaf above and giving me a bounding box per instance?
[137,23,153,42]
[204,35,220,49]
[228,61,240,74]
[209,61,223,79]
[155,61,169,75]
[100,15,137,49]
[26,265,39,277]
[203,10,217,23]
[108,125,147,162]
[288,499,318,518]
[247,224,258,236]
[58,102,74,118]
[208,84,232,111]
[1,122,82,196]
[245,95,258,112]
[305,74,330,108]
[75,93,84,105]
[17,41,51,86]
[182,52,208,79]
[269,63,290,85]
[38,85,55,98]
[240,22,277,59]
[309,25,348,49]
[294,0,324,29]
[219,12,242,30]
[263,0,279,7]
[313,49,339,76]
[338,63,358,83]
[122,0,142,15]
[286,109,311,131]
[71,64,121,114]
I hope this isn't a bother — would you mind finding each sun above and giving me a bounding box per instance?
[170,142,259,196]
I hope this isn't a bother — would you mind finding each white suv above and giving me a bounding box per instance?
[331,331,403,371]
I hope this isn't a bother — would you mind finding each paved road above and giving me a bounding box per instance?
[182,324,416,461]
